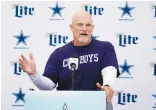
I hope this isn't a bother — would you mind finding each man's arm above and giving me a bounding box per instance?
[29,72,56,90]
[101,66,117,88]
[19,52,56,90]
[97,42,119,103]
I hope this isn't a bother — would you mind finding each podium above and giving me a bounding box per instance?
[25,91,106,110]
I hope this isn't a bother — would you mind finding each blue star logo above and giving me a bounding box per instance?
[14,30,29,45]
[152,94,156,108]
[91,35,99,39]
[153,94,156,98]
[49,2,65,17]
[119,2,135,17]
[120,60,134,75]
[12,88,25,103]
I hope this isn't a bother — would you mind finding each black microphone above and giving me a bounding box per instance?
[29,88,35,91]
[68,56,79,90]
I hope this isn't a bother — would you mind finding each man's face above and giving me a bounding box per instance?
[70,16,94,44]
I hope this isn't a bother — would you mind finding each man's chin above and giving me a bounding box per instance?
[78,37,89,44]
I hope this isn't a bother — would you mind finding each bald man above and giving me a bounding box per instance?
[19,9,119,110]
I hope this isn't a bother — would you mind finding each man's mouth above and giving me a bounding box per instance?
[80,34,88,36]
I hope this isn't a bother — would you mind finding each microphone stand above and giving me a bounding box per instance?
[71,71,76,90]
[71,64,76,90]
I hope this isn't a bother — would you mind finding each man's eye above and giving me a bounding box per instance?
[86,24,91,27]
[77,24,83,26]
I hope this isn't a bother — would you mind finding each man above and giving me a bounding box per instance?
[19,9,119,110]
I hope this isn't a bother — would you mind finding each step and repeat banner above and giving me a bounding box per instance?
[1,1,156,110]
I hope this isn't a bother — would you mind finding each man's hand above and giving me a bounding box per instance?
[96,82,114,103]
[18,52,36,75]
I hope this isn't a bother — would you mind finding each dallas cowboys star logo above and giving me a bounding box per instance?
[153,36,156,50]
[12,88,25,103]
[91,34,99,39]
[152,94,156,108]
[120,60,134,75]
[119,2,135,17]
[49,2,65,17]
[14,30,29,45]
[153,94,156,98]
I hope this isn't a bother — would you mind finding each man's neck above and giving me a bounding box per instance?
[73,39,91,46]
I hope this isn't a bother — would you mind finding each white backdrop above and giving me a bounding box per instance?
[1,1,156,110]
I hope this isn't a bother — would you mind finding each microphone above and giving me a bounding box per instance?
[68,56,79,90]
[29,88,35,91]
[68,57,78,71]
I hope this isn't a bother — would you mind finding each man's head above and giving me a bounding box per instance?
[70,9,94,46]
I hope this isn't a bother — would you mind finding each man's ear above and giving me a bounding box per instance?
[92,24,94,29]
[70,24,73,30]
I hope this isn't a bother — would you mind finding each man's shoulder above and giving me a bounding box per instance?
[55,41,72,53]
[48,41,72,59]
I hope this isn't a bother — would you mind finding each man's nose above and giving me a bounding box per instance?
[82,25,87,31]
